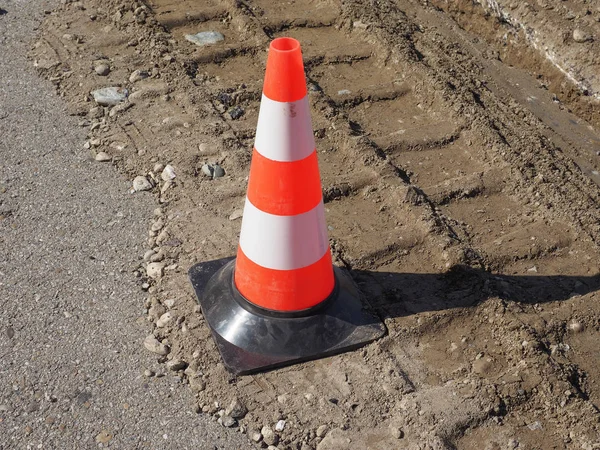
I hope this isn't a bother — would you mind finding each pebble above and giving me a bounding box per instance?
[150,251,164,263]
[251,431,263,442]
[275,419,286,432]
[189,377,206,392]
[185,31,225,47]
[229,106,244,120]
[156,312,173,328]
[316,425,329,438]
[229,209,243,221]
[337,89,351,95]
[133,175,153,192]
[573,28,592,43]
[225,398,248,419]
[166,359,187,371]
[94,63,110,76]
[212,164,225,179]
[146,262,164,280]
[261,426,278,446]
[151,218,164,232]
[568,320,584,333]
[129,69,149,83]
[143,250,155,261]
[143,335,170,355]
[201,164,214,177]
[95,151,111,162]
[391,427,404,439]
[161,165,176,181]
[220,415,237,427]
[144,369,155,377]
[91,87,128,106]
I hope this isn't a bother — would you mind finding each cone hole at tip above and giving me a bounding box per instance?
[270,37,300,53]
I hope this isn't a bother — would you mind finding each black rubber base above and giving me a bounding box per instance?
[188,258,386,375]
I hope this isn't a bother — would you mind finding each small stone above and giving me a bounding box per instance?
[189,377,206,392]
[144,369,155,377]
[267,447,278,450]
[573,28,592,43]
[6,327,15,339]
[95,152,111,162]
[150,251,164,263]
[251,431,262,442]
[185,31,224,47]
[229,106,244,120]
[212,164,225,179]
[143,335,169,355]
[129,69,149,83]
[221,415,237,427]
[156,312,173,328]
[166,359,187,371]
[261,426,278,446]
[151,218,164,232]
[153,163,165,173]
[337,89,351,95]
[94,63,110,76]
[275,420,286,432]
[161,165,176,181]
[568,320,584,333]
[91,87,128,106]
[316,425,329,438]
[133,176,153,192]
[391,427,404,439]
[228,209,243,220]
[201,164,213,177]
[146,262,164,280]
[96,430,113,444]
[225,398,247,419]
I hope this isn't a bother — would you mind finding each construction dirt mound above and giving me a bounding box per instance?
[30,0,600,448]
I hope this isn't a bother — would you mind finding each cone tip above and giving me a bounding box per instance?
[270,37,301,54]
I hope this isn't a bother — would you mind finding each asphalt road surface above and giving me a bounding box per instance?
[0,1,250,448]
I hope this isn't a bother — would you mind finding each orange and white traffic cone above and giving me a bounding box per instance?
[189,37,385,375]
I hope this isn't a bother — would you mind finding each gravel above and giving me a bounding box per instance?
[0,2,250,448]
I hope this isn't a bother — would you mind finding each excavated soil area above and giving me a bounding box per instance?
[30,0,600,448]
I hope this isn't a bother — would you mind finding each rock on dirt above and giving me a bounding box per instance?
[143,335,169,356]
[91,87,128,106]
[129,69,149,83]
[95,151,111,162]
[132,175,153,192]
[225,398,247,419]
[261,426,278,446]
[185,31,224,47]
[573,28,593,43]
[94,63,110,76]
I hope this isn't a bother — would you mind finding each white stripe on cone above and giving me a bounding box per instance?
[254,94,315,162]
[239,198,329,270]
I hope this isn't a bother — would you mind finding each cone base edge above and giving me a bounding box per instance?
[188,257,386,375]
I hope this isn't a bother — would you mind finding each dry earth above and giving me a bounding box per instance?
[27,0,600,448]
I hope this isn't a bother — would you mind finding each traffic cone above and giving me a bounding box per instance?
[189,37,385,375]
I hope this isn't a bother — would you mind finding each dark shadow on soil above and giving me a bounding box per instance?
[351,265,600,319]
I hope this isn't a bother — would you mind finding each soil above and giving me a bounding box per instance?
[29,0,600,448]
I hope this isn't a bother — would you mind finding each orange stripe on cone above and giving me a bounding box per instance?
[234,247,334,311]
[247,149,322,216]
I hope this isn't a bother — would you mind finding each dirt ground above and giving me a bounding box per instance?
[29,0,600,448]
